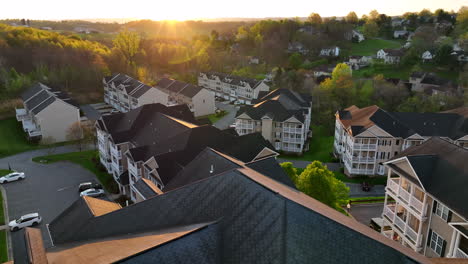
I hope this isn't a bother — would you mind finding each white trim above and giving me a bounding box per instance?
[46,223,55,247]
[251,147,279,161]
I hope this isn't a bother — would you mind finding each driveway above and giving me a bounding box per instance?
[213,102,239,130]
[347,183,386,198]
[349,203,384,226]
[0,145,98,261]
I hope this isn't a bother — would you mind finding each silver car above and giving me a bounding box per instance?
[9,213,42,231]
[80,188,105,197]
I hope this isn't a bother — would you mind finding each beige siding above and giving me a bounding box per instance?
[192,89,215,117]
[36,100,80,142]
[392,160,419,181]
[261,119,273,142]
[137,87,169,107]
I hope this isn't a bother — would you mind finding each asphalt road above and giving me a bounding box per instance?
[0,145,98,262]
[213,102,239,130]
[349,203,385,226]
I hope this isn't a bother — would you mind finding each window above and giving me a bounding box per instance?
[434,202,450,221]
[396,140,400,145]
[429,231,445,256]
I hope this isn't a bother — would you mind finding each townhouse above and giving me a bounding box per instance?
[155,78,215,117]
[381,138,468,259]
[287,41,309,54]
[198,72,270,104]
[95,103,277,201]
[333,105,468,176]
[346,55,372,70]
[25,148,433,264]
[235,89,312,154]
[409,72,458,96]
[103,73,169,113]
[16,83,81,142]
[320,46,340,57]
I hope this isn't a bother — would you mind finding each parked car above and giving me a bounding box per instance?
[361,182,371,192]
[78,182,103,192]
[80,188,105,197]
[229,123,236,128]
[9,213,42,231]
[0,172,25,184]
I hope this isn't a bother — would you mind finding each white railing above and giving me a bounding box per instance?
[28,130,42,137]
[282,146,303,153]
[110,145,121,158]
[283,127,303,134]
[455,248,468,258]
[348,168,374,175]
[236,123,254,129]
[351,156,376,163]
[394,216,406,231]
[405,226,418,244]
[409,197,424,214]
[399,187,410,202]
[384,206,395,221]
[353,143,377,150]
[387,179,399,194]
[283,137,303,144]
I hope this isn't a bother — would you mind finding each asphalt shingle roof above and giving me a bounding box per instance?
[390,138,468,219]
[48,161,428,264]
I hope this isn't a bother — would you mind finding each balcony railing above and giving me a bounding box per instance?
[387,179,399,194]
[350,156,376,163]
[353,143,377,150]
[348,168,374,175]
[410,197,424,214]
[399,187,410,202]
[394,215,406,231]
[110,146,121,159]
[384,206,395,221]
[15,108,28,121]
[236,123,254,129]
[283,137,303,144]
[405,226,418,244]
[283,127,303,134]
[455,248,468,258]
[282,146,302,153]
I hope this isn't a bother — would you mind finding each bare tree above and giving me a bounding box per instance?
[66,122,84,151]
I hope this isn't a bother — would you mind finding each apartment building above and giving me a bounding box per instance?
[381,138,468,259]
[95,103,277,201]
[333,105,468,176]
[103,73,169,113]
[29,149,431,264]
[156,78,215,117]
[235,89,312,154]
[16,83,81,142]
[198,72,270,104]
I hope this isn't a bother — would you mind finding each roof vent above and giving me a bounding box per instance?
[210,165,214,174]
[423,122,426,125]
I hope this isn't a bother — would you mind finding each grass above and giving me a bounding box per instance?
[353,64,413,80]
[0,170,9,262]
[0,118,75,158]
[279,125,335,162]
[197,110,228,124]
[296,167,387,185]
[32,150,119,194]
[349,38,403,56]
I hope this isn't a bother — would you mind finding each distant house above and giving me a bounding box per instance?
[312,64,336,77]
[287,42,309,55]
[421,51,434,62]
[40,26,52,30]
[391,18,403,27]
[156,78,215,117]
[409,72,457,96]
[248,56,260,65]
[16,83,81,142]
[377,49,404,64]
[320,46,340,57]
[344,30,365,42]
[394,30,410,39]
[297,26,318,35]
[346,55,372,70]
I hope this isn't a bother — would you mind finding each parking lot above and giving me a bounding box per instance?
[0,146,101,260]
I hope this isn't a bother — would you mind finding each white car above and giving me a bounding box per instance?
[80,188,105,197]
[9,213,42,231]
[0,172,25,184]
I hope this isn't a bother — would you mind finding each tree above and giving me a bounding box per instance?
[369,10,379,21]
[82,124,96,149]
[112,30,141,67]
[280,162,298,184]
[435,44,456,66]
[288,53,302,70]
[346,12,359,24]
[308,13,323,25]
[66,122,84,151]
[363,21,378,38]
[331,63,352,80]
[296,161,349,209]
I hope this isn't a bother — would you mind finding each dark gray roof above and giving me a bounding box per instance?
[134,179,158,198]
[384,49,404,56]
[201,72,263,89]
[391,138,468,219]
[25,90,51,111]
[80,104,102,121]
[237,100,307,123]
[368,109,468,140]
[245,157,295,188]
[22,83,78,114]
[31,96,56,115]
[21,83,45,101]
[157,78,203,98]
[49,166,425,264]
[104,73,153,98]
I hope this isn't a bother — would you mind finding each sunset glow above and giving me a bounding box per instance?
[0,0,466,21]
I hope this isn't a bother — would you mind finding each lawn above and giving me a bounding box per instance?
[350,38,403,56]
[0,118,74,158]
[353,64,413,80]
[0,170,10,263]
[295,167,387,185]
[32,150,119,193]
[279,125,335,162]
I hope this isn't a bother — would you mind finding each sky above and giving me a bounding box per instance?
[0,0,467,21]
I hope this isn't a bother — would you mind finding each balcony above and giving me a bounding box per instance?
[350,156,376,163]
[110,145,121,159]
[405,226,418,244]
[394,215,406,231]
[236,123,254,130]
[383,206,395,221]
[348,168,374,175]
[282,147,302,153]
[353,143,377,150]
[15,108,28,121]
[387,180,425,215]
[283,137,303,144]
[455,248,468,258]
[283,127,303,134]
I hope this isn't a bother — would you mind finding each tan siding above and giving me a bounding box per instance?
[36,100,80,142]
[137,88,169,107]
[192,89,215,117]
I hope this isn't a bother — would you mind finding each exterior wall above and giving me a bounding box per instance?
[192,89,215,117]
[136,87,169,107]
[261,119,273,142]
[36,100,81,142]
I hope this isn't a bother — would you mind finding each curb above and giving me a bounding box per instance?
[0,185,12,261]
